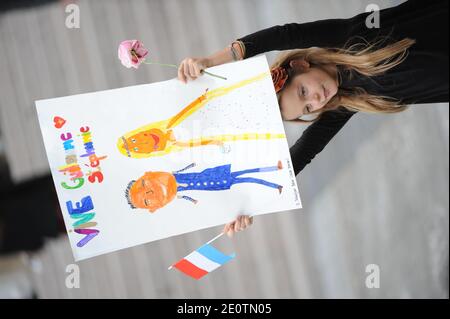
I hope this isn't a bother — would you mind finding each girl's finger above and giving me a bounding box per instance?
[226,223,234,237]
[183,62,192,81]
[178,61,186,83]
[225,221,234,233]
[234,219,241,232]
[238,216,246,230]
[188,62,197,79]
[240,216,247,230]
[243,216,250,228]
[193,63,202,77]
[224,222,233,233]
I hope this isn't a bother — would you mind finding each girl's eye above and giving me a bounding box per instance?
[301,86,307,96]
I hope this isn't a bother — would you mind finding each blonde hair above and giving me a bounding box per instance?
[271,36,416,123]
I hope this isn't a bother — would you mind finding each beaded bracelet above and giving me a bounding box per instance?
[229,43,239,61]
[229,40,246,61]
[236,40,246,59]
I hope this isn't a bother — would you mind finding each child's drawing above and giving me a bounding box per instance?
[117,71,285,158]
[125,161,284,213]
[35,55,302,261]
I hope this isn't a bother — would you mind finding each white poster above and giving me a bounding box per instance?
[35,55,302,261]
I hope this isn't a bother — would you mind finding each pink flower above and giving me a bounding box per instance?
[117,39,226,81]
[118,40,149,69]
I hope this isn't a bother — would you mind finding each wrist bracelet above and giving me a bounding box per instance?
[229,43,239,61]
[236,40,246,59]
[229,40,246,61]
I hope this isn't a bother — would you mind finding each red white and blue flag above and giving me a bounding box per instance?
[170,242,236,280]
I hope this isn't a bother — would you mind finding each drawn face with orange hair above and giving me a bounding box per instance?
[121,128,174,156]
[125,171,178,213]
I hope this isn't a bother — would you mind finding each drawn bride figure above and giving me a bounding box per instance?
[117,71,285,158]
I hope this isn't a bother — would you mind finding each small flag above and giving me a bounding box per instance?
[170,242,236,280]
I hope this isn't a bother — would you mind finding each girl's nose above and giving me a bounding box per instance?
[308,92,321,108]
[312,91,326,105]
[313,92,322,102]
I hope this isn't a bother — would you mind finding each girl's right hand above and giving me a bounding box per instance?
[223,215,254,238]
[177,57,211,84]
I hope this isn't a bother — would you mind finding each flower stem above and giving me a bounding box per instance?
[132,51,226,80]
[141,61,178,68]
[143,61,227,80]
[201,70,227,80]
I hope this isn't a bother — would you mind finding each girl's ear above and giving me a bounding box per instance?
[289,59,310,70]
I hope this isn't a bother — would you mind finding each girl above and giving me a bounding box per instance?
[177,0,449,237]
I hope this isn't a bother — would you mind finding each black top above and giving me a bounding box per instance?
[237,0,449,175]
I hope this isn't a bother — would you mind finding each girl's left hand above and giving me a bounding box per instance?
[223,215,253,238]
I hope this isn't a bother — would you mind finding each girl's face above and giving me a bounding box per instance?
[279,60,339,120]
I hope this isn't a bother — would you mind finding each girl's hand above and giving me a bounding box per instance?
[178,57,211,83]
[223,215,253,238]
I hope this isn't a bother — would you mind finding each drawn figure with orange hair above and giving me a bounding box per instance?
[117,71,286,158]
[125,161,284,213]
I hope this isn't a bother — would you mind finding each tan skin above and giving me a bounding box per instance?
[279,60,339,120]
[177,45,339,237]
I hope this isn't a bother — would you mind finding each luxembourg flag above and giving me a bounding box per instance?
[169,238,236,280]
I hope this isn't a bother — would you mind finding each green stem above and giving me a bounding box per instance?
[131,51,226,80]
[201,70,227,80]
[141,61,178,68]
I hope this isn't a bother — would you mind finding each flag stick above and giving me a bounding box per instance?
[167,215,254,271]
[205,232,225,245]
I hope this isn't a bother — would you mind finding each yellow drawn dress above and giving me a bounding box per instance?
[117,71,286,158]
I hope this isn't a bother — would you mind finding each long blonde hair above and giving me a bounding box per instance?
[271,36,416,123]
